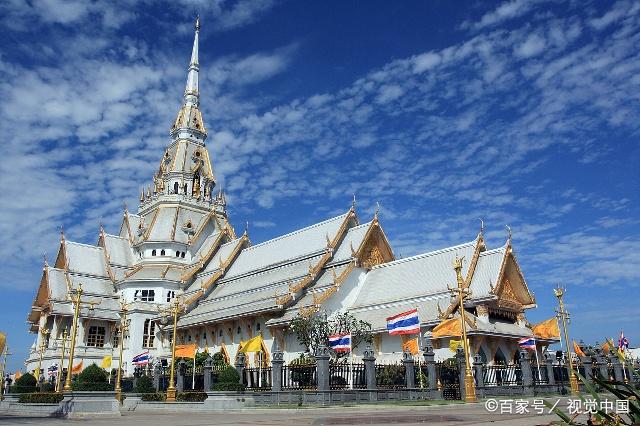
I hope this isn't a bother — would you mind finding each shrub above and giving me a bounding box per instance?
[211,382,245,392]
[375,365,405,387]
[217,366,240,384]
[18,392,64,404]
[120,378,134,393]
[40,382,55,392]
[10,373,37,393]
[141,392,166,402]
[177,391,208,402]
[76,364,107,383]
[133,375,155,394]
[212,352,228,367]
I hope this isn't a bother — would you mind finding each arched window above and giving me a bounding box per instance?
[151,249,156,256]
[183,183,188,194]
[173,182,179,194]
[176,250,180,257]
[237,326,241,335]
[181,252,186,258]
[160,249,165,256]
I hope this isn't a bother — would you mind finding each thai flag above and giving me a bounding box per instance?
[518,337,537,350]
[386,308,420,335]
[47,364,58,377]
[132,351,150,366]
[328,333,352,352]
[618,331,629,350]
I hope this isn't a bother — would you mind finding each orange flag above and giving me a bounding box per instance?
[531,317,560,339]
[432,317,461,338]
[573,341,585,357]
[71,361,83,374]
[175,343,198,359]
[401,336,419,355]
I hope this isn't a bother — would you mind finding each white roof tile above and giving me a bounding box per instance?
[65,241,108,277]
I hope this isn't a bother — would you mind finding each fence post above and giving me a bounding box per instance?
[271,351,284,392]
[519,349,534,396]
[315,345,330,392]
[235,353,246,385]
[203,356,212,391]
[153,362,161,391]
[402,350,415,389]
[423,343,437,389]
[473,354,484,388]
[456,347,467,401]
[177,360,186,392]
[363,345,376,391]
[133,366,140,390]
[610,355,624,383]
[544,353,555,386]
[580,356,593,384]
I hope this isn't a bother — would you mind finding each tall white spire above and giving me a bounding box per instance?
[184,16,200,106]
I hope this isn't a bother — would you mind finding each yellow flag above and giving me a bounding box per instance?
[573,340,585,357]
[0,332,6,354]
[100,355,112,369]
[531,317,560,339]
[239,335,264,353]
[34,367,40,381]
[175,343,198,359]
[401,336,419,355]
[449,339,462,353]
[432,317,461,338]
[72,361,83,374]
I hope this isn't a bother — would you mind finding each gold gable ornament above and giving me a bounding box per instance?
[362,246,385,269]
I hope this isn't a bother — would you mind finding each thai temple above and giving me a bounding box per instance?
[25,20,554,376]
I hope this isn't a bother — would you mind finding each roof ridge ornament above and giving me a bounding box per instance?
[351,193,356,212]
[478,218,484,236]
[505,225,512,244]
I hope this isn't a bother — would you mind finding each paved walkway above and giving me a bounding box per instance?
[0,401,567,426]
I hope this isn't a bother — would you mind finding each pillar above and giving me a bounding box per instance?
[423,343,437,390]
[235,353,245,385]
[271,351,284,392]
[456,347,467,400]
[519,349,534,396]
[203,356,212,391]
[177,360,186,392]
[402,350,415,389]
[544,352,555,386]
[594,347,609,381]
[153,363,161,391]
[610,356,624,383]
[473,354,484,388]
[580,356,593,384]
[363,345,376,391]
[315,345,330,392]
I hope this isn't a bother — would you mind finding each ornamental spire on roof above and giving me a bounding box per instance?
[171,16,207,138]
[184,16,200,106]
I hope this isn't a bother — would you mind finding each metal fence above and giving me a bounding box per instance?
[374,364,406,389]
[483,364,522,386]
[532,365,549,384]
[329,363,366,389]
[244,367,272,390]
[282,364,317,390]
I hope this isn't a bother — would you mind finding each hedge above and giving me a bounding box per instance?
[141,392,166,401]
[177,391,207,402]
[211,382,245,392]
[10,373,37,393]
[133,375,155,394]
[18,392,64,404]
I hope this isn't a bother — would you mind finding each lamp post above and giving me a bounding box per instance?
[114,300,131,402]
[63,283,98,392]
[55,329,68,393]
[554,285,579,394]
[158,296,184,402]
[450,256,477,403]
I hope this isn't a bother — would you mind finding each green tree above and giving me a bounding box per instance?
[290,310,373,357]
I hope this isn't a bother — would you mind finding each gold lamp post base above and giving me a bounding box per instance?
[464,374,477,402]
[115,388,122,402]
[569,373,579,395]
[166,387,177,402]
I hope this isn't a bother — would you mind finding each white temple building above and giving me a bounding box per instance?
[26,20,553,377]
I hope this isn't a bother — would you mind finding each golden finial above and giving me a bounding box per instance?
[325,233,331,247]
[505,225,512,243]
[351,193,356,211]
[244,221,249,236]
[195,15,200,32]
[60,225,65,243]
[123,201,128,213]
[139,190,144,202]
[478,218,484,236]
[42,253,48,268]
[374,201,380,220]
[452,255,464,271]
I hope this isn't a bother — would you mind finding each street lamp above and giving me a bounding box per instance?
[554,285,579,394]
[450,256,477,403]
[55,329,69,393]
[114,299,131,402]
[0,345,13,398]
[63,283,99,392]
[158,295,185,402]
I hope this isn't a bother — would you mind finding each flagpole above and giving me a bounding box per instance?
[349,332,353,390]
[532,336,542,383]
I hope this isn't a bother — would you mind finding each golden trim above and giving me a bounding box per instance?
[170,207,180,240]
[143,208,161,241]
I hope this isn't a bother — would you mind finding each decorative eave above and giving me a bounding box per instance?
[122,208,136,245]
[353,215,395,269]
[299,261,358,318]
[97,228,117,283]
[464,232,486,289]
[180,229,228,282]
[142,207,161,241]
[489,240,536,310]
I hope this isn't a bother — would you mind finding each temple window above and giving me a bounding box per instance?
[174,182,179,194]
[166,290,175,302]
[142,319,155,348]
[219,329,223,337]
[151,249,156,256]
[181,252,186,258]
[87,326,106,348]
[135,289,155,302]
[237,326,241,335]
[112,327,120,348]
[256,323,261,331]
[176,250,180,257]
[160,249,165,256]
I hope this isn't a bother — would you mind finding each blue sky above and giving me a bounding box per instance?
[0,0,638,371]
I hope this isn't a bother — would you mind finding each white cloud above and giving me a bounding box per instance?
[515,34,546,58]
